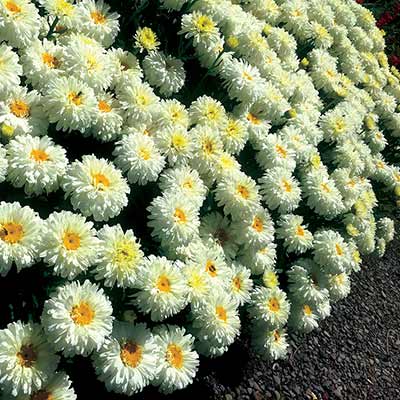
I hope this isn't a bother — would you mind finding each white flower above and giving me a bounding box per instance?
[134,26,160,53]
[251,323,289,361]
[155,99,189,130]
[0,202,42,276]
[133,256,189,321]
[108,48,143,90]
[6,135,68,196]
[0,86,48,139]
[229,262,253,306]
[75,0,120,47]
[0,321,59,397]
[152,325,199,394]
[147,194,200,248]
[192,289,241,348]
[39,0,78,29]
[276,214,313,254]
[239,242,277,275]
[249,286,291,328]
[93,322,158,396]
[143,51,185,96]
[93,224,144,288]
[0,0,40,48]
[40,211,99,280]
[259,167,302,214]
[288,301,319,333]
[41,280,114,357]
[113,134,166,185]
[62,155,130,222]
[0,43,22,96]
[220,116,249,155]
[43,76,97,133]
[189,95,227,130]
[182,261,212,307]
[0,143,8,183]
[215,171,261,220]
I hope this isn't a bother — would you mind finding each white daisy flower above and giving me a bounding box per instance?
[215,171,261,220]
[220,116,249,155]
[93,224,144,288]
[0,86,48,139]
[155,99,189,130]
[199,211,238,260]
[152,325,199,394]
[192,289,241,348]
[61,40,114,92]
[288,302,319,333]
[19,39,63,91]
[229,262,253,306]
[182,262,212,307]
[75,0,120,47]
[147,194,200,248]
[40,211,99,280]
[118,80,159,126]
[319,272,351,302]
[43,76,97,133]
[0,202,42,276]
[313,230,352,274]
[189,95,227,130]
[79,93,121,142]
[0,321,59,397]
[4,372,77,400]
[0,0,40,48]
[249,286,291,328]
[276,214,313,254]
[251,323,289,361]
[41,280,114,357]
[39,0,78,29]
[238,242,277,275]
[0,43,22,96]
[113,133,166,185]
[259,167,302,214]
[143,51,186,97]
[93,321,158,396]
[154,126,194,166]
[62,155,130,222]
[6,135,68,196]
[133,256,189,321]
[231,206,274,248]
[108,48,143,90]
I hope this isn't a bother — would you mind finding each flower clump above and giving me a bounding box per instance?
[0,0,399,397]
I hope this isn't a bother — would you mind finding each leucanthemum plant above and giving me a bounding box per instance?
[0,0,399,396]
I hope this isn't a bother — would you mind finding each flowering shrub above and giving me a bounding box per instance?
[0,0,399,398]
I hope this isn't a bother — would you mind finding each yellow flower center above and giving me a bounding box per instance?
[252,216,264,232]
[5,1,20,13]
[216,305,227,322]
[171,133,187,149]
[31,390,54,400]
[233,276,241,291]
[226,121,240,137]
[194,15,215,32]
[1,123,15,137]
[138,146,151,160]
[263,271,278,288]
[303,304,312,316]
[296,225,305,236]
[268,297,280,312]
[55,0,74,16]
[10,100,30,118]
[67,92,83,106]
[334,119,346,133]
[282,179,292,192]
[0,222,23,244]
[205,260,217,277]
[335,274,345,285]
[157,275,171,292]
[202,138,214,155]
[16,344,37,368]
[90,10,106,24]
[335,243,343,256]
[92,173,110,189]
[120,341,142,368]
[98,100,111,113]
[247,113,261,125]
[275,144,287,158]
[321,183,331,193]
[237,184,250,199]
[242,71,253,81]
[113,241,138,267]
[174,208,187,224]
[166,344,183,369]
[30,149,49,163]
[182,179,193,189]
[70,302,95,326]
[62,232,81,251]
[188,271,205,290]
[42,52,60,69]
[137,27,159,50]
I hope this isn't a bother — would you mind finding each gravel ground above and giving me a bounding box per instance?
[68,236,400,399]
